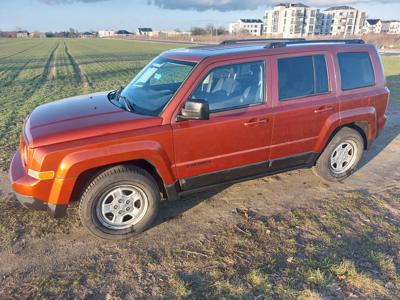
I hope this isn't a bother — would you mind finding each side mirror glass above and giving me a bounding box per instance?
[177,99,209,121]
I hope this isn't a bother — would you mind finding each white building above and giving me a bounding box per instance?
[16,31,29,38]
[321,6,367,36]
[381,21,391,34]
[98,30,115,38]
[229,19,264,36]
[363,19,382,34]
[137,28,153,36]
[263,3,322,38]
[389,21,400,34]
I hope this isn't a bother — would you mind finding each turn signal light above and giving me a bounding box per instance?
[28,169,55,180]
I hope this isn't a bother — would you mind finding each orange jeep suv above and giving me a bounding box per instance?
[9,39,390,239]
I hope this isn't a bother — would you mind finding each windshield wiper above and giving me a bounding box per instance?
[109,87,136,113]
[118,94,135,112]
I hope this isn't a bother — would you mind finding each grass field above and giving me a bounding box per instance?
[0,38,189,169]
[0,38,399,299]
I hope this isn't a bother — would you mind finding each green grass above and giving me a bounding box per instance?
[0,38,190,169]
[382,56,400,104]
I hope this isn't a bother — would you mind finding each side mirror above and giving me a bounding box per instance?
[177,99,209,121]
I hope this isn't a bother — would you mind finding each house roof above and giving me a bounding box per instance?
[115,30,130,34]
[138,28,153,32]
[366,19,381,25]
[240,19,263,23]
[275,3,309,8]
[325,6,355,11]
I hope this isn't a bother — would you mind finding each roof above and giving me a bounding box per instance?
[275,3,309,8]
[240,19,263,23]
[325,6,355,11]
[115,30,130,34]
[160,40,370,63]
[138,28,153,32]
[366,19,381,25]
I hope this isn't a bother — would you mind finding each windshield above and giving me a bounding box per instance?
[121,57,196,115]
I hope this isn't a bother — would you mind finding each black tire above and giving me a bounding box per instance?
[79,165,160,240]
[312,127,364,182]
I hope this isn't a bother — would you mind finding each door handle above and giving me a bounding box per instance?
[314,106,334,113]
[244,118,268,126]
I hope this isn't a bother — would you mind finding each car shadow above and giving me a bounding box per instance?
[153,184,231,226]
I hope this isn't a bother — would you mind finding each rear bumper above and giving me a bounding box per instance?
[9,150,67,218]
[14,192,67,218]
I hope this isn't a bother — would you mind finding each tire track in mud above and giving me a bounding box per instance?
[21,41,60,98]
[63,41,92,91]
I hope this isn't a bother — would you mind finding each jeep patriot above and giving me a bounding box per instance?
[9,39,389,239]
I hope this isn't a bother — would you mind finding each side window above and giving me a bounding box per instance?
[278,55,329,101]
[192,61,265,112]
[338,52,375,90]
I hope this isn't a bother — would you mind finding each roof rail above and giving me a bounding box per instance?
[220,38,305,45]
[267,39,365,48]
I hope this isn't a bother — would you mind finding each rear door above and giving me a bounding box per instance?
[269,52,339,166]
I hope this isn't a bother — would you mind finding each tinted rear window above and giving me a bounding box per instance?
[338,52,375,90]
[278,55,329,100]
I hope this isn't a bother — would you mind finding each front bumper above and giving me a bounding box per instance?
[14,192,67,218]
[9,150,67,218]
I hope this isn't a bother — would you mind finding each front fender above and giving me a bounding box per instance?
[48,140,175,205]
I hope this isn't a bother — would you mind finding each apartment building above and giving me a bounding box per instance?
[263,3,322,37]
[229,19,264,36]
[389,21,400,34]
[321,6,367,36]
[381,21,391,34]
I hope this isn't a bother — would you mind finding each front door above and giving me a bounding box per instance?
[172,59,272,190]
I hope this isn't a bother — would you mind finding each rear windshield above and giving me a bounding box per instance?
[337,52,375,90]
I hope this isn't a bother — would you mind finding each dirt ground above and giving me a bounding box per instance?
[0,99,399,298]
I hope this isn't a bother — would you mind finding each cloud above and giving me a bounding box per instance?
[148,0,400,11]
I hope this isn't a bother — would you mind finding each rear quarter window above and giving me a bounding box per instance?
[337,52,375,90]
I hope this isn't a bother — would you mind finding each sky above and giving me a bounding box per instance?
[0,0,400,32]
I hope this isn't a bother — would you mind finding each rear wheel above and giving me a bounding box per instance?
[79,165,160,240]
[313,127,364,182]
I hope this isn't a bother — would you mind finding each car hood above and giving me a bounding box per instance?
[24,91,162,148]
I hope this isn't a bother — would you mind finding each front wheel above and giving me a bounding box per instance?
[79,165,160,240]
[313,127,364,182]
